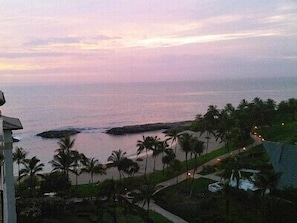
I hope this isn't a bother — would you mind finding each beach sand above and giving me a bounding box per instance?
[69,131,223,185]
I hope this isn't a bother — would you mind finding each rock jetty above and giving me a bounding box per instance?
[106,121,192,135]
[37,129,81,139]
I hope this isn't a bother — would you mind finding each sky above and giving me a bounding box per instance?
[0,0,296,83]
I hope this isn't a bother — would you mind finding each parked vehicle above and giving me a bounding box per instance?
[208,182,224,192]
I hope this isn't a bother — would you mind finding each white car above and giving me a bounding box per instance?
[208,182,224,192]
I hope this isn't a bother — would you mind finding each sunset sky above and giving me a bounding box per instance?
[1,1,296,83]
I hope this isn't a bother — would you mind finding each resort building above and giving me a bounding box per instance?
[263,141,297,189]
[0,91,23,223]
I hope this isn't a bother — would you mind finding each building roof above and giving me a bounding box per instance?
[263,141,297,189]
[2,116,23,130]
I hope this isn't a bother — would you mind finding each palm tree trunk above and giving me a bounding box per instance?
[144,149,148,176]
[185,152,188,174]
[206,131,210,154]
[190,155,198,196]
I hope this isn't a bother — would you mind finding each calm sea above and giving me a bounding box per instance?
[1,76,297,173]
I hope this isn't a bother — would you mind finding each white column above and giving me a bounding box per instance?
[0,116,3,223]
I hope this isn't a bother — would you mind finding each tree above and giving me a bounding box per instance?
[165,128,180,154]
[162,148,176,175]
[191,138,204,173]
[56,134,75,153]
[72,152,86,186]
[81,157,106,184]
[219,155,242,189]
[50,149,76,180]
[118,158,139,177]
[20,156,44,195]
[133,179,162,218]
[253,169,281,197]
[136,136,153,176]
[50,136,79,184]
[107,149,127,179]
[178,132,194,174]
[150,136,162,172]
[198,105,220,154]
[40,172,71,194]
[13,147,27,182]
[215,104,235,152]
[190,138,205,196]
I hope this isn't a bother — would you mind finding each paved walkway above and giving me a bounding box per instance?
[148,135,263,222]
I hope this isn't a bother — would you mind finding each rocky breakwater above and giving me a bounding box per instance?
[36,129,81,139]
[106,121,192,135]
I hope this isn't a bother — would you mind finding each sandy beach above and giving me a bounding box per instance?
[70,131,223,185]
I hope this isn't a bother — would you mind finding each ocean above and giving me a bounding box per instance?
[1,76,297,173]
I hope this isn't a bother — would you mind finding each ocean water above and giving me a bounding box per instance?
[1,76,297,173]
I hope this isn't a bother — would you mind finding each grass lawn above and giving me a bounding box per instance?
[154,178,263,223]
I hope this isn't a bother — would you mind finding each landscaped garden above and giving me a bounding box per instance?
[13,97,297,222]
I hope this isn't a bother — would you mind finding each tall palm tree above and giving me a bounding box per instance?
[81,157,106,184]
[190,138,205,196]
[178,132,194,174]
[72,152,86,186]
[50,136,78,183]
[50,149,77,180]
[215,104,235,151]
[151,136,162,172]
[165,128,180,154]
[133,179,162,218]
[13,147,27,182]
[107,149,127,179]
[20,156,44,193]
[191,139,204,173]
[56,135,75,153]
[136,136,153,176]
[162,148,176,175]
[201,105,220,154]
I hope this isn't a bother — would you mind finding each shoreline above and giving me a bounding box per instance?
[69,131,223,185]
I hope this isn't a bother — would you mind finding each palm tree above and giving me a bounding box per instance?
[219,155,242,189]
[215,104,235,151]
[50,150,73,178]
[107,149,127,179]
[133,179,162,218]
[81,157,106,184]
[253,169,281,197]
[56,134,75,153]
[136,136,153,176]
[20,156,44,194]
[191,139,204,173]
[178,132,194,174]
[165,128,180,154]
[72,152,86,186]
[13,147,27,182]
[201,105,220,154]
[151,136,162,172]
[162,148,176,175]
[189,138,205,196]
[118,158,139,177]
[50,136,79,183]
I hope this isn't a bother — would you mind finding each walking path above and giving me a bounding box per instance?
[149,135,263,222]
